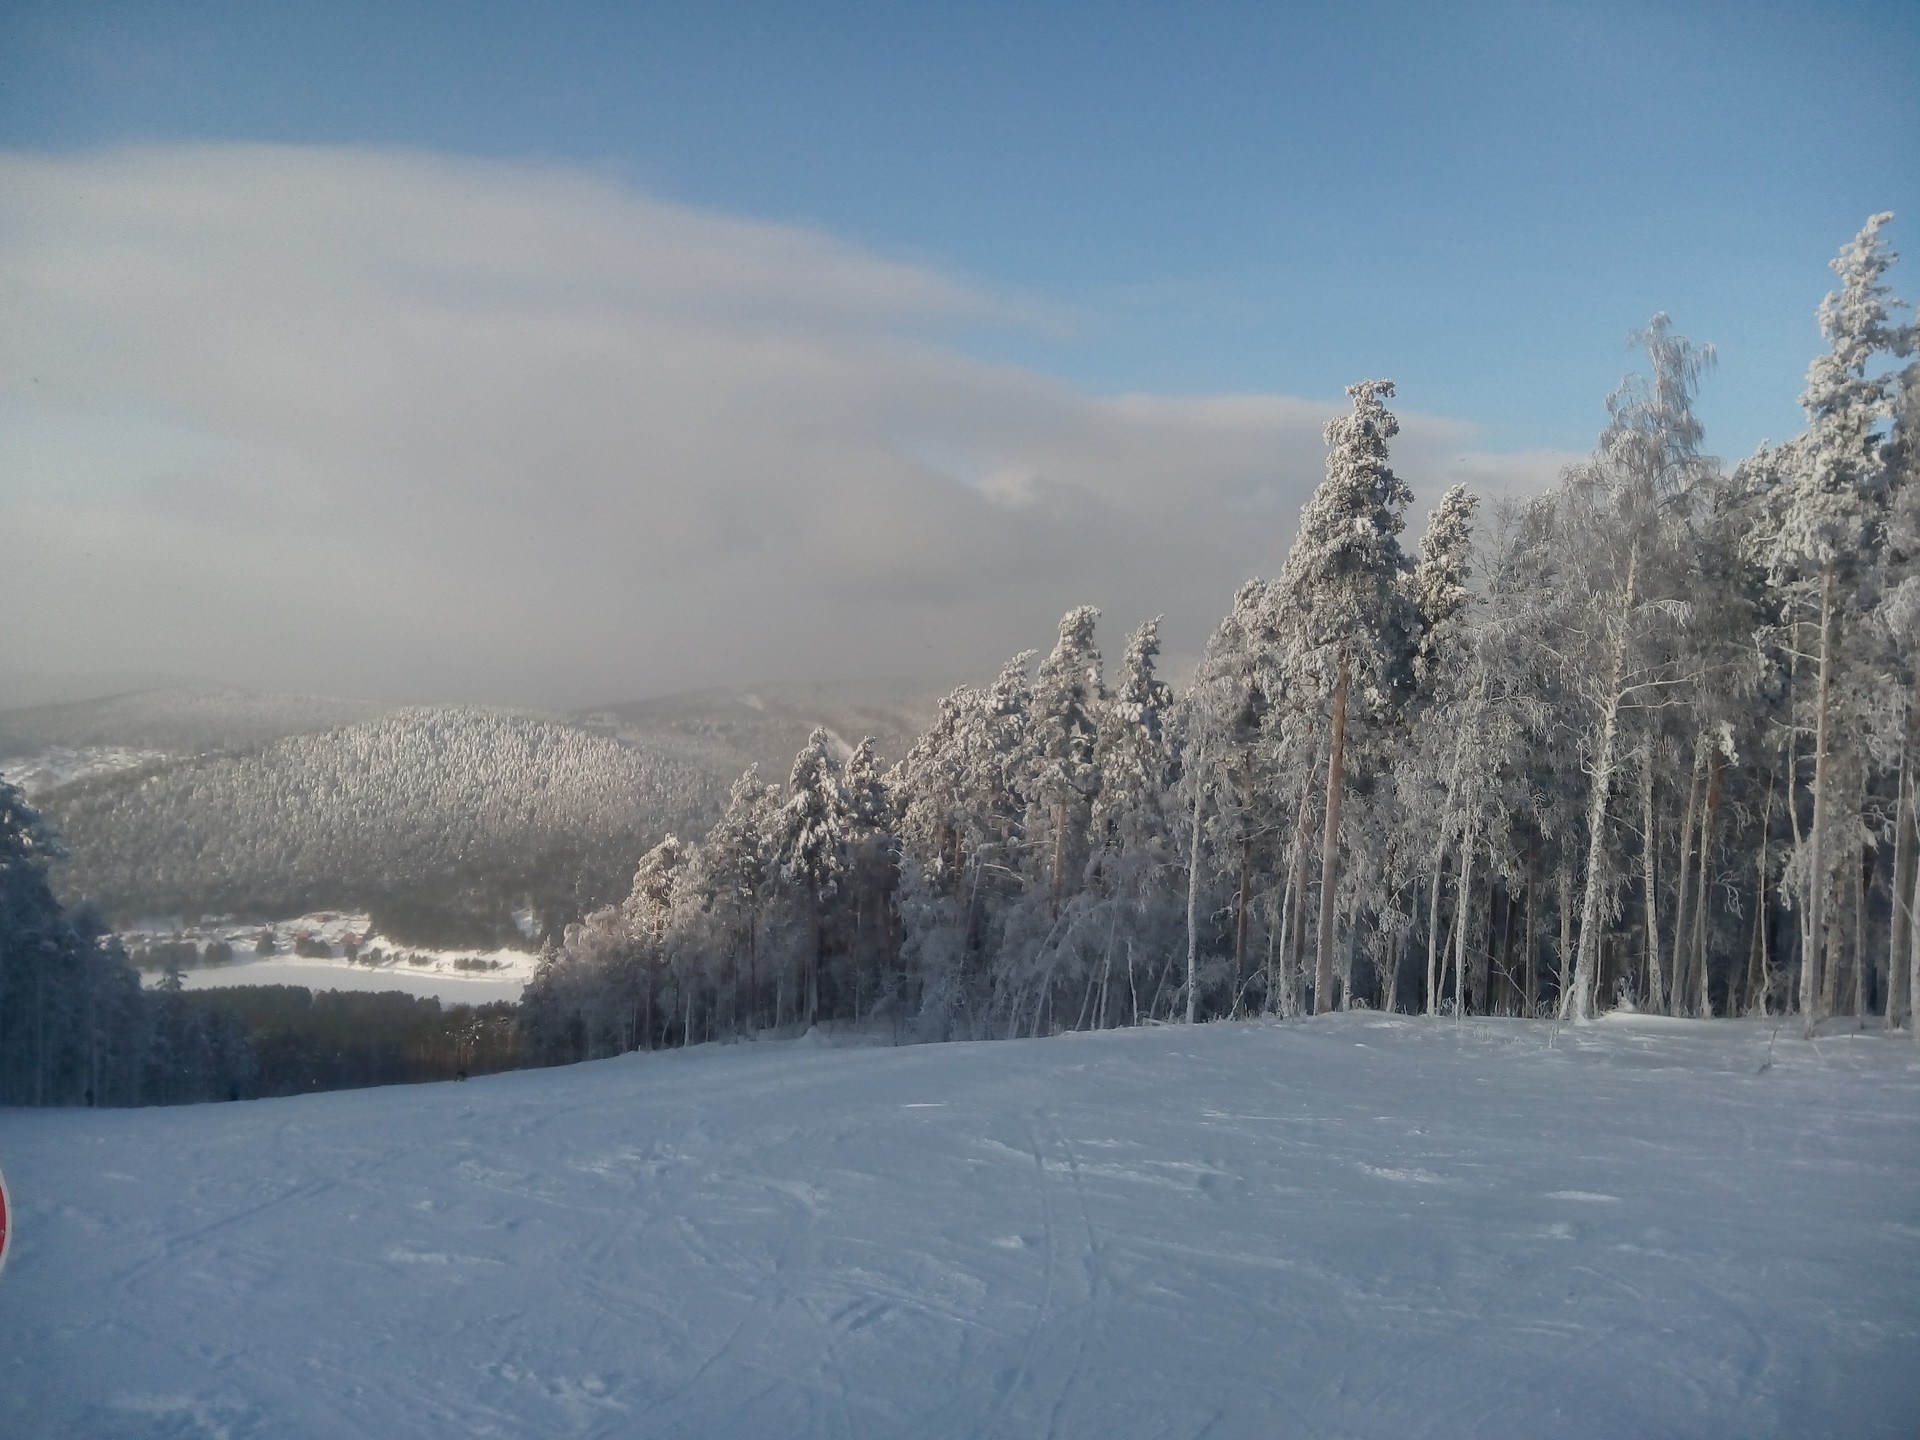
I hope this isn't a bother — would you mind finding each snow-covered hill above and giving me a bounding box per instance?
[0,684,392,757]
[37,707,722,944]
[0,743,169,797]
[1,1014,1914,1439]
[12,681,954,949]
[578,676,954,785]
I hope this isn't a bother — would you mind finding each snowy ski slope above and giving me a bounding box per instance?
[1,1013,1915,1439]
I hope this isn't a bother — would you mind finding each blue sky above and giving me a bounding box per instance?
[7,0,1915,453]
[1,3,1916,705]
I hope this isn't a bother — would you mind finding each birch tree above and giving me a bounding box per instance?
[1549,316,1715,1020]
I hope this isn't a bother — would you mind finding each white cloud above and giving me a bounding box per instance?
[0,145,1577,707]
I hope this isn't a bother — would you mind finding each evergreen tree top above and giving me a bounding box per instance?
[1272,379,1417,704]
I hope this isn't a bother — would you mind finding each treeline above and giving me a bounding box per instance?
[1,781,251,1105]
[40,707,723,947]
[1,777,520,1104]
[183,987,520,1096]
[9,217,1915,1103]
[526,214,1920,1060]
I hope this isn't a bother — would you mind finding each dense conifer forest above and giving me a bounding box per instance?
[40,707,722,946]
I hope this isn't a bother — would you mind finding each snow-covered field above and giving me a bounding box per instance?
[168,955,534,1003]
[123,913,538,1003]
[1,1014,1915,1439]
[0,743,167,796]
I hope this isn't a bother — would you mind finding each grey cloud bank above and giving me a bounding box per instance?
[0,145,1571,708]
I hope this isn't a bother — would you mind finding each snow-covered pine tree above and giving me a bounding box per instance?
[673,768,777,1036]
[1274,380,1417,1014]
[1749,214,1910,1034]
[1092,617,1174,859]
[1027,607,1105,916]
[1085,617,1178,1028]
[1180,581,1286,1022]
[1410,484,1479,694]
[1393,485,1482,1013]
[0,776,186,1106]
[772,729,849,1030]
[839,737,900,1024]
[1878,358,1920,1030]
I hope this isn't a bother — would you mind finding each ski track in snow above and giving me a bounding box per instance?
[2,1014,1917,1439]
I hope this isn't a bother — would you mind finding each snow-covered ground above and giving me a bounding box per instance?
[0,744,167,796]
[1,1014,1915,1439]
[123,912,538,1003]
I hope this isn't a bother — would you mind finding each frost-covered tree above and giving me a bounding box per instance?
[838,737,900,1024]
[1411,484,1479,694]
[1274,380,1417,1012]
[772,728,850,1030]
[0,776,250,1105]
[1085,617,1180,1028]
[1878,362,1920,1030]
[1547,317,1716,1021]
[1026,607,1105,914]
[1749,215,1910,1033]
[514,211,1920,1063]
[684,768,779,1031]
[1393,486,1487,1013]
[1179,582,1287,1021]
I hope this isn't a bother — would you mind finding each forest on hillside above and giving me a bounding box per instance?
[523,215,1920,1062]
[39,707,722,946]
[3,215,1915,1105]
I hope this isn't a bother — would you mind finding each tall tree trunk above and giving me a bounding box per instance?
[1453,829,1476,1019]
[1852,840,1869,1024]
[1426,838,1448,1017]
[1185,782,1204,1025]
[1500,882,1518,1015]
[1641,743,1663,1013]
[1563,544,1637,1022]
[1523,856,1538,1017]
[1314,649,1351,1014]
[1558,857,1574,1011]
[1804,562,1837,1036]
[1233,834,1252,1009]
[807,878,821,1030]
[1272,766,1312,1017]
[1275,855,1297,1017]
[1342,902,1359,1011]
[1050,798,1069,916]
[1265,886,1283,1017]
[1909,838,1920,1042]
[1286,766,1316,1013]
[1481,877,1498,1015]
[1564,692,1624,1021]
[1746,765,1777,1016]
[1691,747,1723,1017]
[1887,695,1917,1031]
[1737,873,1760,1019]
[1381,862,1406,1013]
[1669,740,1705,1016]
[1821,922,1842,1030]
[1096,909,1116,1030]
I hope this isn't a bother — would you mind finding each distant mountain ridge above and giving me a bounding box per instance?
[0,685,394,757]
[4,679,959,948]
[576,677,956,785]
[34,706,721,946]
